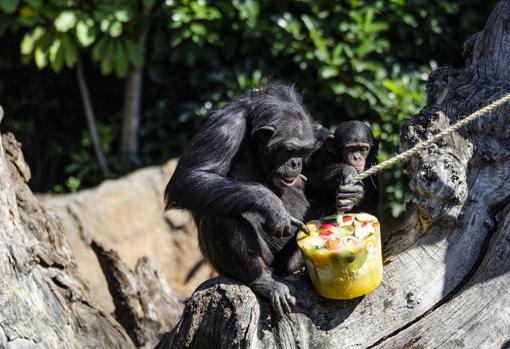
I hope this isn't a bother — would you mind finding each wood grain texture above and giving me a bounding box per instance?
[157,1,510,348]
[91,241,185,349]
[0,133,136,349]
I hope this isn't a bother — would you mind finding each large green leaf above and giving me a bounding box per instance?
[91,35,108,62]
[113,40,128,78]
[0,0,19,14]
[61,34,77,68]
[100,38,114,75]
[49,38,64,72]
[123,38,143,68]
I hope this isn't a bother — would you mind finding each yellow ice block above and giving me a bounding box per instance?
[297,213,383,299]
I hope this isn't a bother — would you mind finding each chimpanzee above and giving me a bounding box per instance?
[164,82,365,318]
[304,120,379,216]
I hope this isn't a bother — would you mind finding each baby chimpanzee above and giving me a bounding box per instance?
[304,120,379,216]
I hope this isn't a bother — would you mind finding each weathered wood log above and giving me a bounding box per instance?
[91,241,185,349]
[157,1,510,348]
[0,132,135,348]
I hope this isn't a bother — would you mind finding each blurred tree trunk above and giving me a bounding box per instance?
[76,56,110,175]
[120,31,148,161]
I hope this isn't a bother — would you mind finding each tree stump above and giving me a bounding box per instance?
[158,1,510,348]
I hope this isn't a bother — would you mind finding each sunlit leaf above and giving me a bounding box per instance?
[34,46,48,68]
[55,11,77,32]
[76,20,95,47]
[21,26,44,55]
[108,21,122,37]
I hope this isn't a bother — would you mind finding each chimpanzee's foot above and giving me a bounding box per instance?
[250,274,296,319]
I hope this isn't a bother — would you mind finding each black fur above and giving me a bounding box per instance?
[164,82,318,318]
[304,120,380,216]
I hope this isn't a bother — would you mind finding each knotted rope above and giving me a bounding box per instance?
[348,91,510,184]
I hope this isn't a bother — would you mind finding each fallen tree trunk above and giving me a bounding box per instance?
[158,1,510,348]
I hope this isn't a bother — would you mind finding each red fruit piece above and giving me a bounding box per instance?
[319,223,335,231]
[343,216,354,223]
[319,230,334,237]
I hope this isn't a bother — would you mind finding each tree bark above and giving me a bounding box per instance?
[157,1,510,348]
[0,130,186,348]
[76,56,110,175]
[91,241,185,349]
[0,132,133,348]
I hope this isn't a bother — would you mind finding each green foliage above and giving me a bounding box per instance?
[0,0,497,216]
[1,0,146,78]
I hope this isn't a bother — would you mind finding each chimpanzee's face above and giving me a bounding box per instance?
[340,142,371,172]
[255,112,314,189]
[326,120,376,173]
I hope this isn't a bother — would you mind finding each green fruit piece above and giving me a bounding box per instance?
[355,213,377,222]
[336,225,354,238]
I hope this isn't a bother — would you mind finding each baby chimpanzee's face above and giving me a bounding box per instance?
[339,142,371,172]
[325,121,376,172]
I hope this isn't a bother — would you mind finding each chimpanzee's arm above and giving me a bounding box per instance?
[164,103,282,219]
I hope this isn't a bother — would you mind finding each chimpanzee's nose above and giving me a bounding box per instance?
[290,158,301,169]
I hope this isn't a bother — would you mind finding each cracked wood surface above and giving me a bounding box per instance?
[0,133,136,349]
[158,1,510,348]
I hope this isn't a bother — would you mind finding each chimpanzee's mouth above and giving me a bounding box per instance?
[280,177,297,186]
[278,174,307,187]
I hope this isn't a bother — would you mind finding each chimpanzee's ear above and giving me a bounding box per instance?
[252,125,276,142]
[325,135,336,154]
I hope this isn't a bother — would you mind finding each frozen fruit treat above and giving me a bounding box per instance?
[297,213,383,299]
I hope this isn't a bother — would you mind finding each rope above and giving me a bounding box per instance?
[347,91,510,185]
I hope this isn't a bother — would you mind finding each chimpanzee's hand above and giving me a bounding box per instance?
[336,171,365,212]
[336,183,364,212]
[262,200,294,238]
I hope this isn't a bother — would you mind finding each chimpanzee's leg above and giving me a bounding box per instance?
[272,238,304,275]
[198,214,296,318]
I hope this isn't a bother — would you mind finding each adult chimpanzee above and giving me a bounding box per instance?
[304,120,379,216]
[165,82,365,318]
